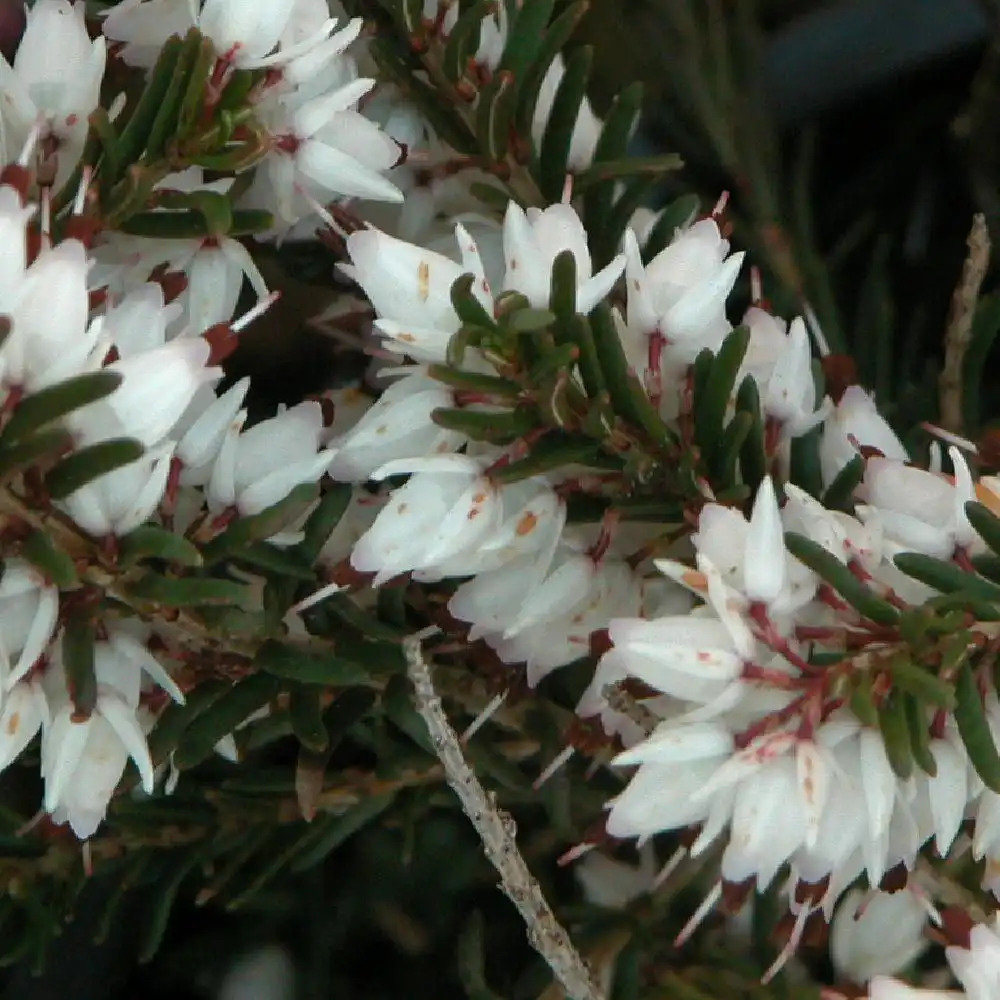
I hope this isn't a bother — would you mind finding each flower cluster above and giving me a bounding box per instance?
[329,179,1000,994]
[3,1,1000,995]
[0,0,401,838]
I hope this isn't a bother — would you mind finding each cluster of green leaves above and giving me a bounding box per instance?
[0,369,140,495]
[438,268,801,536]
[59,28,273,237]
[347,0,691,267]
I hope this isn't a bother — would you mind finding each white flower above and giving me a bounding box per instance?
[198,0,300,62]
[207,400,336,515]
[93,201,270,332]
[0,185,34,311]
[497,557,642,686]
[832,889,929,985]
[327,373,467,482]
[605,614,749,704]
[342,223,492,363]
[183,237,271,333]
[948,921,1000,1000]
[428,479,564,581]
[819,385,908,486]
[446,496,573,642]
[693,483,817,617]
[0,674,48,772]
[503,202,625,313]
[59,440,176,538]
[102,283,183,358]
[763,317,831,438]
[606,739,730,841]
[744,476,787,605]
[623,220,744,364]
[0,0,106,183]
[101,0,198,68]
[255,73,403,224]
[858,448,977,560]
[174,377,252,484]
[351,454,502,585]
[740,306,789,387]
[103,0,334,70]
[782,482,883,572]
[69,338,220,449]
[41,628,179,839]
[721,751,808,888]
[1,240,101,395]
[0,559,59,688]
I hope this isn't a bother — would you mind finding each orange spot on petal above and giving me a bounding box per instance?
[516,511,538,536]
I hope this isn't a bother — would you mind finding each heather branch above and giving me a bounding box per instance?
[404,630,605,1000]
[940,213,991,433]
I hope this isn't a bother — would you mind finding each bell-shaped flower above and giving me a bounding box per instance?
[694,480,817,617]
[0,673,48,772]
[858,448,977,560]
[90,170,268,327]
[0,185,34,312]
[947,922,1000,1000]
[721,753,809,889]
[174,377,252,485]
[351,454,503,585]
[447,503,570,639]
[100,0,198,68]
[425,479,564,581]
[199,0,299,62]
[831,888,929,986]
[496,557,643,686]
[184,237,271,333]
[327,374,467,482]
[0,558,59,688]
[0,1,106,184]
[342,224,492,363]
[606,746,729,841]
[782,482,883,572]
[740,306,789,387]
[790,727,870,892]
[922,736,967,857]
[502,202,625,313]
[623,220,744,364]
[2,240,102,394]
[763,317,832,438]
[69,338,220,449]
[105,0,335,70]
[819,385,908,486]
[102,283,183,358]
[60,439,175,538]
[41,629,173,839]
[207,400,336,516]
[256,75,402,226]
[606,613,749,705]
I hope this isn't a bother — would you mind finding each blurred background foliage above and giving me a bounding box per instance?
[11,1,1000,998]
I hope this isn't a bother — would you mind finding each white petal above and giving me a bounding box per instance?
[98,693,155,795]
[744,476,786,603]
[44,711,92,812]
